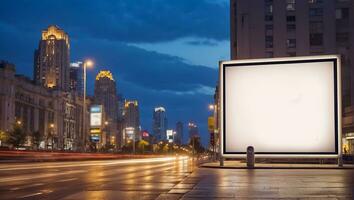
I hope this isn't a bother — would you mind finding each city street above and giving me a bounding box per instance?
[0,156,194,200]
[0,157,353,199]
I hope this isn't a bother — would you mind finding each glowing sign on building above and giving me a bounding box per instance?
[90,105,102,127]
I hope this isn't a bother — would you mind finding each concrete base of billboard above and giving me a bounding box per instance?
[202,161,354,169]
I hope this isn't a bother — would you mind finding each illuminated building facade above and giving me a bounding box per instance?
[0,61,88,150]
[152,107,168,142]
[94,70,119,146]
[34,25,70,91]
[123,100,140,145]
[69,61,83,95]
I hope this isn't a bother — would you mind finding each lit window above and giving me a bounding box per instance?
[265,4,273,14]
[286,0,296,11]
[287,39,296,48]
[308,0,323,3]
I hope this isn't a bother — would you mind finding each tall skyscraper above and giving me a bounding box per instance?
[230,0,353,108]
[123,100,140,143]
[34,25,70,91]
[152,107,168,142]
[94,70,119,144]
[69,61,83,95]
[175,121,183,145]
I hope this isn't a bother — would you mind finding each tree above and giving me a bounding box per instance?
[32,131,42,150]
[8,125,26,148]
[137,140,149,154]
[0,130,9,146]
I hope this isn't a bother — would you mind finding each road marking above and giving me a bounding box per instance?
[55,178,78,182]
[17,192,42,199]
[10,183,44,191]
[17,189,53,199]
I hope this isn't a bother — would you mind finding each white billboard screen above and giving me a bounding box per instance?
[220,56,341,157]
[90,105,102,127]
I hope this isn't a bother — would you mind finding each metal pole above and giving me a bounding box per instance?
[133,131,135,154]
[83,62,87,152]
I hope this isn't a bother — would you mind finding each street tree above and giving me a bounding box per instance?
[8,125,26,148]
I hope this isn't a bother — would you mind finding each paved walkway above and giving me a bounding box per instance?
[201,160,354,169]
[176,167,354,199]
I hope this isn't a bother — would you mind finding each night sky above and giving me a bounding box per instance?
[0,0,230,146]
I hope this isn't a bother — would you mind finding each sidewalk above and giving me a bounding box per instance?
[201,160,354,169]
[174,167,354,199]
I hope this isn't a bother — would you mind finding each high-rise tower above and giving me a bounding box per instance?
[34,25,70,91]
[152,107,168,142]
[94,70,119,144]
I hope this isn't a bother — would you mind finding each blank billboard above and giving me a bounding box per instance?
[220,56,341,157]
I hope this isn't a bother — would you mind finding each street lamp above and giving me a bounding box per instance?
[83,59,94,152]
[16,120,22,126]
[208,104,215,111]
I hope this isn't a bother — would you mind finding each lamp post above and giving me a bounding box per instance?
[83,60,93,152]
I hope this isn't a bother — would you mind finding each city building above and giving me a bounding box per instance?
[188,122,199,141]
[69,62,83,95]
[166,129,175,143]
[122,100,140,145]
[94,70,119,146]
[0,61,88,150]
[230,0,354,155]
[175,121,183,145]
[152,107,168,142]
[33,25,70,91]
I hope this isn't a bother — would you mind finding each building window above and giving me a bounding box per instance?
[287,39,296,48]
[308,0,323,3]
[286,16,296,22]
[265,15,273,21]
[309,8,323,17]
[287,24,296,32]
[265,36,273,48]
[310,33,323,46]
[336,8,349,20]
[336,32,349,44]
[265,24,273,30]
[309,21,323,33]
[265,4,273,14]
[286,0,296,11]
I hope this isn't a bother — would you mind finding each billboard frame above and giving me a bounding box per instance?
[219,55,342,158]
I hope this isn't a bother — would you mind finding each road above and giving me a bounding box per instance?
[0,156,194,200]
[1,157,353,199]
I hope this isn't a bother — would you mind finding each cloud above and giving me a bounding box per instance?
[0,0,229,43]
[130,37,230,68]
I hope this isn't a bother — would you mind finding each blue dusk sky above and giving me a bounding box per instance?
[0,0,230,146]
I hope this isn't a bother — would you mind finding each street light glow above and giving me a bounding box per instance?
[85,60,94,67]
[208,104,215,111]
